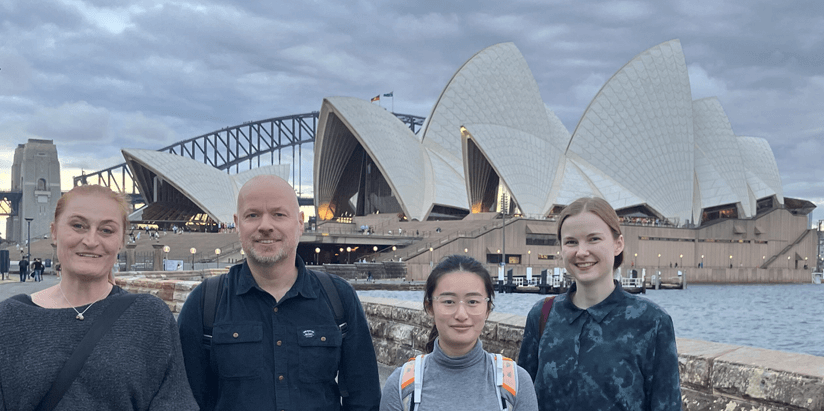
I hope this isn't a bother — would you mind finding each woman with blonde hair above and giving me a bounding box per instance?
[518,197,681,411]
[0,184,197,410]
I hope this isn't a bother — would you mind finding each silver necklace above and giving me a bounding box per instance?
[58,283,105,321]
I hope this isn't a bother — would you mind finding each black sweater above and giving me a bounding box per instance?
[0,287,198,410]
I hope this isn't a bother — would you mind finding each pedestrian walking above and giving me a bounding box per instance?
[18,257,29,282]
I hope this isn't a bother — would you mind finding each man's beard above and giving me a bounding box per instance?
[245,242,289,266]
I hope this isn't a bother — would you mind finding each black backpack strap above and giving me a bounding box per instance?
[314,270,350,397]
[314,271,348,338]
[36,293,140,411]
[200,273,227,349]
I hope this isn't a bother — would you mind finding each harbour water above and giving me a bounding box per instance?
[358,284,824,358]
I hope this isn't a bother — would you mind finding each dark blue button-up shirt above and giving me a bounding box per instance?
[517,281,681,411]
[178,257,381,411]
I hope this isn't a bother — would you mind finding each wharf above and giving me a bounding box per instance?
[350,280,425,291]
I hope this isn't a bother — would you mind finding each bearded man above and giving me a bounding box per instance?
[178,175,380,411]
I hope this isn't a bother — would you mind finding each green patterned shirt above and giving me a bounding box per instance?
[518,281,681,411]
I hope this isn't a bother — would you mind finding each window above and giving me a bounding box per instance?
[37,179,47,191]
[526,233,557,246]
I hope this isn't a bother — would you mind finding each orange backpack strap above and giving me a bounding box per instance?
[500,357,517,397]
[399,357,416,390]
[491,354,519,409]
[398,354,426,410]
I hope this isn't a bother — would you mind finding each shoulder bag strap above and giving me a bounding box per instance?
[538,296,556,337]
[35,293,140,411]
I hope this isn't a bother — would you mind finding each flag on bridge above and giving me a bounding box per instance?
[383,91,393,97]
[371,95,380,102]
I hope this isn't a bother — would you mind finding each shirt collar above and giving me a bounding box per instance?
[556,280,627,324]
[235,255,317,300]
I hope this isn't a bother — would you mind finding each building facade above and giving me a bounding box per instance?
[5,139,61,245]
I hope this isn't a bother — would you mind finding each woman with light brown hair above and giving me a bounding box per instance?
[0,184,197,410]
[518,197,681,411]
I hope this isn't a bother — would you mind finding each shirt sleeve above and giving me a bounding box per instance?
[514,365,539,411]
[378,367,404,411]
[646,313,682,411]
[177,283,218,411]
[516,299,545,382]
[148,302,199,410]
[337,281,382,411]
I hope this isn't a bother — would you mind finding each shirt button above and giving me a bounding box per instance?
[273,307,278,313]
[233,332,239,338]
[278,375,284,381]
[277,340,282,346]
[320,336,326,342]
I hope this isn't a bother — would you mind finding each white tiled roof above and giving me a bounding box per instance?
[567,39,695,223]
[693,97,753,217]
[121,148,289,223]
[313,40,787,224]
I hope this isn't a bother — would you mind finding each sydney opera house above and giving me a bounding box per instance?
[314,40,791,226]
[310,39,817,279]
[114,39,818,279]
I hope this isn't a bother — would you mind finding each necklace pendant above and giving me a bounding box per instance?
[76,313,84,321]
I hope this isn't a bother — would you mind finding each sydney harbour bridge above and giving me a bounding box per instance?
[73,111,425,207]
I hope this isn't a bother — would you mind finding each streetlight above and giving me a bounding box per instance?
[657,253,661,268]
[464,248,468,253]
[392,245,397,261]
[315,247,320,265]
[788,255,791,269]
[215,248,221,268]
[528,250,531,266]
[729,255,733,268]
[163,245,170,270]
[190,247,196,269]
[429,247,434,267]
[24,217,33,260]
[346,246,351,264]
[701,255,704,268]
[679,254,683,267]
[373,246,378,260]
[634,253,637,267]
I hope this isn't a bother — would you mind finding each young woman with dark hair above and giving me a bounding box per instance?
[380,254,538,411]
[518,197,681,411]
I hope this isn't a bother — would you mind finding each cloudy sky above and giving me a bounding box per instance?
[1,0,822,228]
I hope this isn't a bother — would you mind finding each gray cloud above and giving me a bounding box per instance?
[1,0,822,223]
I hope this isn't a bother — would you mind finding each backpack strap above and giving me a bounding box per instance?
[398,354,426,411]
[538,296,556,337]
[314,270,351,397]
[491,354,518,410]
[200,273,227,349]
[314,271,348,338]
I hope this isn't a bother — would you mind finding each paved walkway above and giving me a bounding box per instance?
[0,274,57,301]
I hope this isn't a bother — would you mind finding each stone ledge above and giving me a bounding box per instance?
[118,278,824,411]
[362,298,824,411]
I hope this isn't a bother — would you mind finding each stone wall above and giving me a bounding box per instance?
[359,296,824,411]
[116,274,824,410]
